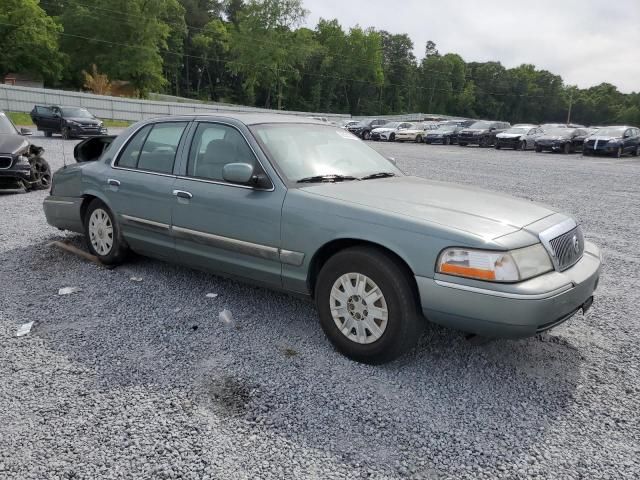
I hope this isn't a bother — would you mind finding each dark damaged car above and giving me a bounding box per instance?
[582,126,640,157]
[458,121,510,147]
[0,111,51,191]
[535,127,589,154]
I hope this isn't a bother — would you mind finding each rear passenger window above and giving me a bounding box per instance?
[117,125,151,169]
[116,122,187,174]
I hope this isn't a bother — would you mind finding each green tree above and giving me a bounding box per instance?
[0,0,64,82]
[60,0,184,96]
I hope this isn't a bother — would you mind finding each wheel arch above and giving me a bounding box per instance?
[79,190,114,224]
[307,238,421,306]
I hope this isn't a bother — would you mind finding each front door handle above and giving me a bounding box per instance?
[107,178,120,187]
[173,190,193,200]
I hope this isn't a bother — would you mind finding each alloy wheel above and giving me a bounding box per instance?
[329,272,388,345]
[88,208,114,256]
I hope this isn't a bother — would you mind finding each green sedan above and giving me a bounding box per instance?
[43,114,601,364]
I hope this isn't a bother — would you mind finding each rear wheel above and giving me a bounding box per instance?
[27,157,52,191]
[315,246,423,364]
[415,135,423,143]
[634,145,640,157]
[84,199,128,265]
[535,145,542,153]
[495,143,501,150]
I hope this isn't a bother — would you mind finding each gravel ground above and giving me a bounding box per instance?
[1,133,639,479]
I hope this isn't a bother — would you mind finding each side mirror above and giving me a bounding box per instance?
[53,112,61,118]
[222,162,254,184]
[20,127,33,136]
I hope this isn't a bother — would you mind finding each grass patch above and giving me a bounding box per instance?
[283,347,299,358]
[5,111,132,128]
[6,111,33,126]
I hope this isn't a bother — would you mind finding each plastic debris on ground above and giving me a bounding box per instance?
[58,287,82,295]
[206,293,218,298]
[219,309,235,328]
[16,321,34,337]
[130,277,143,282]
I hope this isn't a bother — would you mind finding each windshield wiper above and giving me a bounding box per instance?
[360,172,396,180]
[297,174,358,184]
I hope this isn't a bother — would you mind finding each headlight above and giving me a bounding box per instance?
[437,244,553,282]
[67,120,80,126]
[15,155,30,166]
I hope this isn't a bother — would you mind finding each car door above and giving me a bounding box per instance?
[622,128,634,153]
[171,121,285,288]
[35,106,56,131]
[104,121,188,260]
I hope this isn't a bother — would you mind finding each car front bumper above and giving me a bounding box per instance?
[496,137,520,148]
[0,161,31,189]
[69,125,108,137]
[416,241,601,338]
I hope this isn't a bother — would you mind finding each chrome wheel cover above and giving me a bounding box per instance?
[330,273,388,344]
[88,208,114,256]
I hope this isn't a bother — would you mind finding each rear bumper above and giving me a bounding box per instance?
[43,195,84,233]
[416,241,602,338]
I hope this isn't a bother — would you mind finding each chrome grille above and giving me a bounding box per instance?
[548,226,584,271]
[0,156,12,169]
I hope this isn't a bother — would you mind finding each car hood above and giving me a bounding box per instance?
[0,134,29,155]
[397,129,421,134]
[586,135,621,142]
[460,129,488,135]
[497,133,523,139]
[67,117,101,125]
[372,127,396,133]
[538,134,570,141]
[300,176,557,240]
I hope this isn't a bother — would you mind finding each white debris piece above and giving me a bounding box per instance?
[219,309,235,328]
[206,293,218,298]
[130,277,143,282]
[16,321,34,337]
[58,287,82,295]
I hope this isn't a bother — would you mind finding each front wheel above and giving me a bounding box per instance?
[519,140,526,150]
[27,157,52,190]
[44,131,53,138]
[444,137,451,145]
[62,127,72,140]
[315,247,423,364]
[563,143,571,154]
[362,131,371,141]
[535,145,542,153]
[389,133,396,142]
[415,135,422,143]
[614,146,622,158]
[84,199,128,265]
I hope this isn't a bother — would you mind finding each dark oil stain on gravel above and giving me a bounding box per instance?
[205,375,254,416]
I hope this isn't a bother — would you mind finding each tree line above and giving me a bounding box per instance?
[1,0,639,126]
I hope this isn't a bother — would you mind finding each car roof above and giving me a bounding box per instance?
[138,112,328,126]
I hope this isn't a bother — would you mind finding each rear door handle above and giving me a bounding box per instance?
[173,190,193,200]
[107,178,120,187]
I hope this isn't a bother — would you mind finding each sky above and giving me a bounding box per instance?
[303,0,640,93]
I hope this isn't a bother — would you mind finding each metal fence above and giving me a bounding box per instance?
[0,84,350,122]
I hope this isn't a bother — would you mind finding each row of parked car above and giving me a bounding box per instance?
[342,118,640,158]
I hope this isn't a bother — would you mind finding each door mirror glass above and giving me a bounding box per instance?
[20,127,33,136]
[223,162,254,184]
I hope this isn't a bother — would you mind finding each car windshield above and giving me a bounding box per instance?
[0,112,19,135]
[381,122,400,128]
[469,121,493,129]
[251,124,402,182]
[594,127,626,136]
[60,107,93,118]
[504,127,529,134]
[434,126,456,133]
[544,128,570,135]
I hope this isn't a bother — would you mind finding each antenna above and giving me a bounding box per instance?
[61,134,67,169]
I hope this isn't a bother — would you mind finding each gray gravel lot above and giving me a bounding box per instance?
[1,132,639,479]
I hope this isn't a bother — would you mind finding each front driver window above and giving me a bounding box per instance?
[187,123,256,182]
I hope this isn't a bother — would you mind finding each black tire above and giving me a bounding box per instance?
[83,199,128,265]
[415,135,422,143]
[44,131,53,138]
[62,127,71,140]
[459,142,467,147]
[519,140,526,150]
[479,137,489,148]
[535,145,542,153]
[425,140,432,145]
[634,145,640,157]
[615,146,622,158]
[443,136,451,146]
[315,246,423,364]
[362,131,371,141]
[389,133,396,142]
[495,143,501,150]
[27,157,52,191]
[582,150,591,157]
[562,143,571,154]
